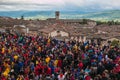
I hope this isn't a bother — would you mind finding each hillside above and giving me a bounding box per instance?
[82,10,120,21]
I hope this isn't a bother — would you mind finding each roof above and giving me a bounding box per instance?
[26,23,37,27]
[38,23,70,33]
[39,28,69,34]
[0,28,5,32]
[14,25,26,28]
[114,36,120,40]
[39,28,55,33]
[29,27,39,31]
[61,19,83,23]
[47,18,56,20]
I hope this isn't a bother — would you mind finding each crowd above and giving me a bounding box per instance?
[0,31,120,80]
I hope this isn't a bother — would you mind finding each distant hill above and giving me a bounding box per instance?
[82,10,120,21]
[0,10,120,21]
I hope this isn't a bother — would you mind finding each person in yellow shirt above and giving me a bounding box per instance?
[16,75,24,80]
[8,48,12,54]
[45,56,50,63]
[14,55,18,60]
[54,59,58,67]
[11,62,14,68]
[32,55,35,60]
[2,47,5,54]
[3,67,10,77]
[3,64,10,78]
[73,44,78,51]
[13,46,17,52]
[47,38,51,43]
[38,46,41,52]
[36,60,39,65]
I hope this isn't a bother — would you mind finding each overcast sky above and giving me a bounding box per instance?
[0,0,120,11]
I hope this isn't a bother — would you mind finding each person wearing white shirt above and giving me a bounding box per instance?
[58,72,67,80]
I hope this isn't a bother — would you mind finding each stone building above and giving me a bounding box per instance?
[39,28,69,38]
[87,20,97,26]
[55,11,60,20]
[13,25,29,33]
[49,30,69,37]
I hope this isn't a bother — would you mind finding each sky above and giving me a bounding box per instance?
[0,0,120,11]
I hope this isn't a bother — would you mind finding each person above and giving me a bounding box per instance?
[58,72,67,80]
[0,31,120,80]
[84,72,91,80]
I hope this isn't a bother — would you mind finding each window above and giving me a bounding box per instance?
[57,30,60,33]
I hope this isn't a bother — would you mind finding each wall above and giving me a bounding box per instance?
[14,28,27,33]
[70,36,87,42]
[49,30,69,37]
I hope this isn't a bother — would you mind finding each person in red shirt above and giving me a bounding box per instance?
[1,75,7,80]
[24,75,29,80]
[54,66,60,73]
[34,63,44,76]
[78,60,84,69]
[57,59,62,68]
[46,66,52,75]
[84,72,91,80]
[85,75,91,80]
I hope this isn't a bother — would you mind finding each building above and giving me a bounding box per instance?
[87,19,97,26]
[0,28,5,32]
[13,25,29,33]
[55,11,60,20]
[49,30,69,37]
[28,27,39,35]
[39,28,69,38]
[0,11,99,41]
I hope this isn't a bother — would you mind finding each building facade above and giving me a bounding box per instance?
[48,30,69,37]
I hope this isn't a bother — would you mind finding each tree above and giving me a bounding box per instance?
[96,21,108,25]
[111,40,119,47]
[108,20,115,25]
[21,15,24,20]
[96,21,103,25]
[114,20,120,25]
[82,19,87,24]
